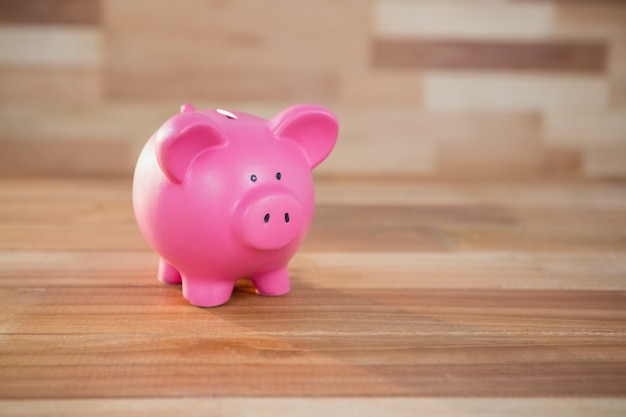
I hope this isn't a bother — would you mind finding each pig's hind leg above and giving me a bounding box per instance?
[157,258,182,285]
[252,266,291,297]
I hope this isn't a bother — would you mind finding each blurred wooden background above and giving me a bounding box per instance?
[0,0,624,179]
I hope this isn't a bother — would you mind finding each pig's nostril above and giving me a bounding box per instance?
[264,213,270,223]
[284,213,290,223]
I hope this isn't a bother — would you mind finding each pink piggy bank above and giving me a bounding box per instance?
[132,104,338,307]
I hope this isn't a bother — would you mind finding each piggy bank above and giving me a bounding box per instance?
[132,103,338,307]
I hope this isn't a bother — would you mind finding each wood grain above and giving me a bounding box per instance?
[423,73,609,111]
[545,110,626,147]
[0,0,625,180]
[543,148,583,178]
[102,0,368,100]
[372,39,607,73]
[584,147,626,178]
[1,285,625,397]
[0,25,101,67]
[0,67,101,102]
[555,2,626,39]
[105,70,336,101]
[374,0,555,39]
[335,71,423,105]
[2,251,625,291]
[0,138,134,176]
[0,0,101,25]
[0,177,625,416]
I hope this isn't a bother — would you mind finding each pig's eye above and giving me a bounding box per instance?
[276,172,282,180]
[250,174,257,182]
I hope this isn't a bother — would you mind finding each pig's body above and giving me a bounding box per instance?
[133,104,338,307]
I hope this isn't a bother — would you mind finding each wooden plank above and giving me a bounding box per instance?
[555,2,626,39]
[335,71,423,105]
[314,179,626,208]
[102,0,369,72]
[305,205,507,252]
[1,398,625,417]
[316,134,435,177]
[294,252,626,291]
[555,1,626,108]
[7,197,626,252]
[611,71,626,107]
[309,204,626,252]
[1,205,462,252]
[0,223,146,250]
[0,177,625,405]
[0,138,134,176]
[609,37,626,107]
[584,148,626,179]
[0,0,101,25]
[0,101,308,146]
[0,67,101,102]
[3,287,625,334]
[0,25,101,67]
[0,91,616,179]
[435,119,544,179]
[105,70,335,101]
[545,110,626,147]
[3,362,625,398]
[447,228,626,253]
[3,250,625,291]
[103,0,369,100]
[375,0,555,40]
[436,147,545,180]
[542,148,583,179]
[1,334,626,370]
[0,251,156,287]
[0,102,168,174]
[2,178,624,210]
[317,107,541,177]
[371,39,607,73]
[0,102,171,142]
[1,179,625,252]
[0,103,545,179]
[423,72,609,111]
[1,284,625,397]
[2,332,625,368]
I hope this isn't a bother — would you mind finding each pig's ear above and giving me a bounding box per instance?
[155,112,227,183]
[271,105,339,169]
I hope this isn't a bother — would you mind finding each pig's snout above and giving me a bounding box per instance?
[237,191,303,250]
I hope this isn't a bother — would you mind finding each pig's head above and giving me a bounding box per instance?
[153,104,338,254]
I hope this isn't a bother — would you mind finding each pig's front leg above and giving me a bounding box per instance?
[252,266,291,296]
[157,258,182,285]
[182,276,235,307]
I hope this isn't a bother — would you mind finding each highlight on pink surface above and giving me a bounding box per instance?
[132,104,339,307]
[180,103,196,113]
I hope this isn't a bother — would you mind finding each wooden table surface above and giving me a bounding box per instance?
[1,177,625,416]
